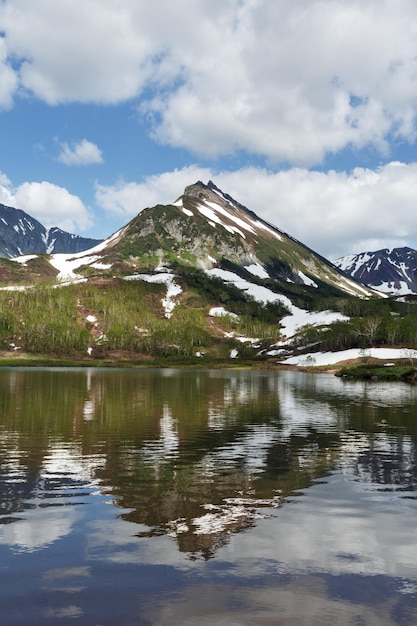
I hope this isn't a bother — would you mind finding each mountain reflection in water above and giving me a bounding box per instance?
[0,368,417,625]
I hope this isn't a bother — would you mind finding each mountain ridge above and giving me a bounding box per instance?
[334,246,417,295]
[0,202,102,258]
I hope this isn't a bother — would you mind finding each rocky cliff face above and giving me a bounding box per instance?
[0,203,102,258]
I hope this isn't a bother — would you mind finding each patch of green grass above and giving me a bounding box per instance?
[336,363,417,381]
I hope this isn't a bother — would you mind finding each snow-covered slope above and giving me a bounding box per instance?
[334,247,417,295]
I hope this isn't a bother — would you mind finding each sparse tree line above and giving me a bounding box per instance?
[0,276,416,360]
[291,298,417,354]
[0,282,209,357]
[0,278,282,359]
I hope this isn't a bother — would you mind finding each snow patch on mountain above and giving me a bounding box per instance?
[193,200,247,238]
[0,285,33,292]
[205,201,256,235]
[47,226,127,280]
[335,252,372,274]
[125,272,182,318]
[298,271,318,288]
[209,307,239,318]
[208,268,293,310]
[255,221,283,240]
[375,281,410,296]
[336,275,380,298]
[245,263,270,278]
[46,239,57,254]
[181,184,285,244]
[14,255,38,265]
[207,267,348,339]
[283,347,417,366]
[196,203,224,227]
[279,309,348,339]
[49,253,102,281]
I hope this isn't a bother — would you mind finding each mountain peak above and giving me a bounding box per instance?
[335,246,417,295]
[182,180,256,220]
[183,180,225,202]
[183,180,209,199]
[74,180,377,301]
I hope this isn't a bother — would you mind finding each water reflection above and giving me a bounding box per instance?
[1,369,417,555]
[0,368,417,624]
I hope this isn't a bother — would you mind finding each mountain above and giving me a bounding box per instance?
[0,181,394,364]
[55,180,375,303]
[334,247,417,295]
[0,202,102,258]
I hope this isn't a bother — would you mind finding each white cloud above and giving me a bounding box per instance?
[14,182,93,231]
[95,162,417,259]
[2,1,417,163]
[0,178,93,232]
[57,139,103,166]
[0,173,18,208]
[95,166,212,216]
[0,0,157,105]
[147,0,417,163]
[0,37,18,108]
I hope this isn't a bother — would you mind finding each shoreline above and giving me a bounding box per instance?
[0,351,413,377]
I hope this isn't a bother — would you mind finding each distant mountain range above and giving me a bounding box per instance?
[0,202,102,258]
[334,247,417,296]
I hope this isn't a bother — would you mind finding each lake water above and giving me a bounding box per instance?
[1,368,417,625]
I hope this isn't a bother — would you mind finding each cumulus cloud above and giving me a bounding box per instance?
[0,178,93,232]
[57,139,103,166]
[0,0,158,105]
[95,162,417,259]
[95,166,212,216]
[2,1,417,163]
[146,0,417,163]
[0,37,18,108]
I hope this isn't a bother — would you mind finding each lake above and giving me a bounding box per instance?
[1,367,417,625]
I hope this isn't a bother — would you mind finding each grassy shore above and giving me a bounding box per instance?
[0,351,284,370]
[335,362,417,382]
[1,351,416,379]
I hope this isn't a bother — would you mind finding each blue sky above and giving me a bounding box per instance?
[2,0,417,259]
